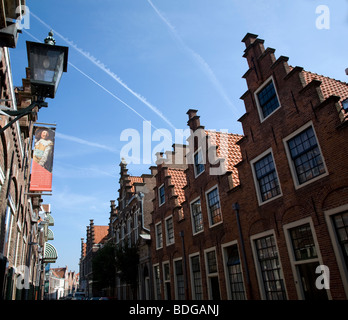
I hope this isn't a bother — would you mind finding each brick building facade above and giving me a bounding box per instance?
[109,159,157,299]
[229,33,348,300]
[79,219,108,297]
[147,33,348,300]
[0,1,53,300]
[97,33,348,300]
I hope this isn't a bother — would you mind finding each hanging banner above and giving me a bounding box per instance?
[29,126,56,192]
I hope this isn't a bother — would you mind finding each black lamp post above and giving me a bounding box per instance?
[0,31,68,134]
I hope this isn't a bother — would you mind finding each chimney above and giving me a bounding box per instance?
[156,152,165,165]
[187,109,203,132]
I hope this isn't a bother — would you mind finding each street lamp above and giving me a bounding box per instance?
[0,31,68,134]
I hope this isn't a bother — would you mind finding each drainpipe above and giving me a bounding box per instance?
[233,202,253,299]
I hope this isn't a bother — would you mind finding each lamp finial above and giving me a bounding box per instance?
[44,30,56,45]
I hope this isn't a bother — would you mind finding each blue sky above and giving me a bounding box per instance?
[9,0,348,272]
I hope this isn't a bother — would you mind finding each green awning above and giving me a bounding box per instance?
[43,242,58,263]
[47,214,54,226]
[47,229,54,241]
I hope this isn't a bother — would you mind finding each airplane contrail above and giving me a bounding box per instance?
[23,29,174,143]
[147,0,238,114]
[29,11,177,130]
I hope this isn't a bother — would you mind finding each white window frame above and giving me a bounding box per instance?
[3,196,16,257]
[221,241,246,300]
[158,184,165,206]
[190,196,204,235]
[250,230,288,300]
[254,75,282,122]
[205,185,223,228]
[127,217,132,247]
[155,222,163,249]
[324,204,348,298]
[283,217,330,300]
[153,264,161,300]
[283,121,328,190]
[165,215,174,246]
[133,209,139,243]
[162,261,171,300]
[193,147,205,178]
[204,247,220,300]
[250,148,283,206]
[189,252,203,300]
[173,257,185,300]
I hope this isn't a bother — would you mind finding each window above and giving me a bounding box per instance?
[155,222,163,249]
[342,98,348,112]
[190,255,203,299]
[332,211,348,270]
[252,151,281,204]
[205,249,221,300]
[224,244,246,300]
[165,216,174,245]
[285,220,327,300]
[159,184,165,206]
[191,198,203,234]
[133,211,139,242]
[286,125,326,186]
[289,223,317,261]
[194,148,204,177]
[207,250,218,274]
[174,259,185,300]
[163,262,171,300]
[153,265,161,300]
[127,217,132,247]
[206,187,222,226]
[254,234,287,300]
[256,78,280,120]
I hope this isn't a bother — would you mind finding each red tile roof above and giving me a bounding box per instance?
[167,168,187,205]
[302,70,348,105]
[205,131,243,185]
[51,267,67,279]
[290,67,348,119]
[129,176,143,193]
[93,226,109,244]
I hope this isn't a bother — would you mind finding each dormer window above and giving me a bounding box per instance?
[255,77,281,121]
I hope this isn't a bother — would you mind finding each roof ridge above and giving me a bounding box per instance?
[168,167,185,171]
[289,65,348,86]
[304,69,348,86]
[205,129,243,136]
